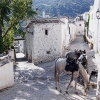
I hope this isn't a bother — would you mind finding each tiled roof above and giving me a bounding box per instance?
[31,18,64,23]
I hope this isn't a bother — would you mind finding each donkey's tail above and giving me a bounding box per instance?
[54,59,58,82]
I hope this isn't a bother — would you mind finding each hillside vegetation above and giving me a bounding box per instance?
[33,0,94,18]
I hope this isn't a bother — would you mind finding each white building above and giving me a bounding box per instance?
[86,0,100,99]
[25,17,70,63]
[87,0,100,53]
[74,16,85,36]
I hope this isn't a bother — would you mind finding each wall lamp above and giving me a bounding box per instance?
[96,8,100,19]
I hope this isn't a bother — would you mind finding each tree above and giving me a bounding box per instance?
[0,0,37,54]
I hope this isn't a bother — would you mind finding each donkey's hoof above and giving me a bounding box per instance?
[65,91,69,94]
[60,90,62,93]
[75,92,78,94]
[83,92,86,96]
[55,87,57,90]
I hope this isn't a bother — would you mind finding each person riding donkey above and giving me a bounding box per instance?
[65,49,81,72]
[54,49,90,95]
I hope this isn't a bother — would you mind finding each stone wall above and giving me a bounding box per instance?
[69,23,77,41]
[25,18,70,63]
[32,23,62,63]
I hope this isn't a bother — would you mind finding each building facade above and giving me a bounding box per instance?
[69,22,77,41]
[25,17,70,63]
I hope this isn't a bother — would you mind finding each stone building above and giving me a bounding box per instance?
[25,17,70,63]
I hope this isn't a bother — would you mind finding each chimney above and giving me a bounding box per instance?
[36,8,39,17]
[42,10,45,18]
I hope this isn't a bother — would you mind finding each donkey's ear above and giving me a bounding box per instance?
[79,50,82,52]
[84,50,86,53]
[75,48,78,52]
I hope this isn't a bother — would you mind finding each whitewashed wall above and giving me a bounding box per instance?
[87,7,96,52]
[75,21,85,35]
[88,7,96,37]
[69,23,76,41]
[61,18,70,46]
[0,62,14,90]
[88,0,100,53]
[93,0,100,53]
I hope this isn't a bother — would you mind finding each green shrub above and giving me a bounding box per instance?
[0,37,5,54]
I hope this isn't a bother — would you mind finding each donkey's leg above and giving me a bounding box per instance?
[66,73,73,90]
[55,74,58,90]
[57,73,62,93]
[82,81,88,96]
[84,82,89,96]
[66,73,73,93]
[74,78,78,94]
[54,66,58,90]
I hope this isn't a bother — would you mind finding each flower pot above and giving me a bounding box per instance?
[90,43,93,49]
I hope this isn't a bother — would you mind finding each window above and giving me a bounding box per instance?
[79,24,81,26]
[45,30,48,35]
[46,51,50,54]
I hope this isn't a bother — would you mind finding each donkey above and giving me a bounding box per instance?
[54,56,90,95]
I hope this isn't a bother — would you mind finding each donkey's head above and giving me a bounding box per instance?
[78,51,87,69]
[75,49,82,58]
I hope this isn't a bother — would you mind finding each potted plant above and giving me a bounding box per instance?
[90,42,93,50]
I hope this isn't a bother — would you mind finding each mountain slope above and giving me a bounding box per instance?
[33,0,94,18]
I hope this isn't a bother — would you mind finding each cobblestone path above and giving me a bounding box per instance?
[0,35,97,100]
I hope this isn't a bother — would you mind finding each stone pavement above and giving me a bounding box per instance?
[0,35,98,100]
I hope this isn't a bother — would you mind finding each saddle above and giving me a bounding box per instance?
[65,57,79,72]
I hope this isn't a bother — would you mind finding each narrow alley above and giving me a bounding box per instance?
[0,35,98,100]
